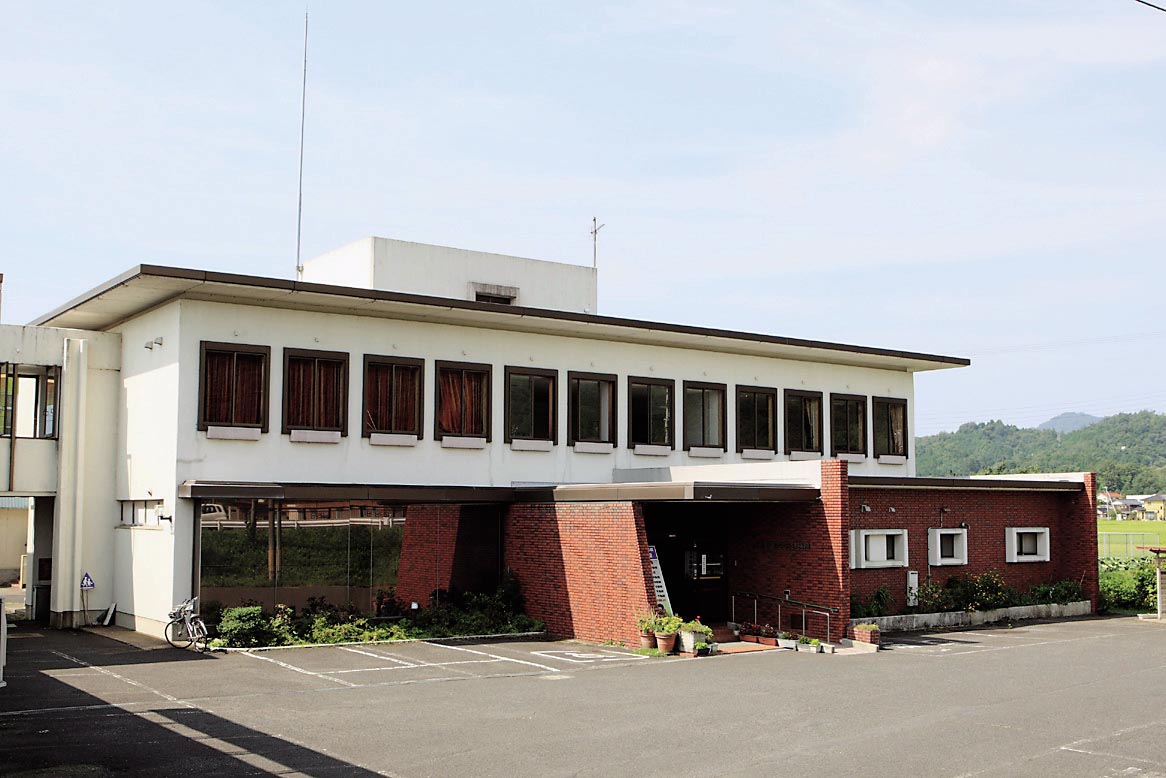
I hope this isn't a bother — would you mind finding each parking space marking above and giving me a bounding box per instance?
[530,649,648,664]
[338,646,417,666]
[242,650,358,687]
[328,659,504,675]
[423,641,561,673]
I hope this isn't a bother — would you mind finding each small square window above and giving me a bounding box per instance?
[505,366,557,443]
[1006,527,1050,563]
[850,529,908,569]
[928,528,968,566]
[568,372,617,446]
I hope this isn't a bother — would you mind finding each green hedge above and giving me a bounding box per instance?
[1099,560,1158,612]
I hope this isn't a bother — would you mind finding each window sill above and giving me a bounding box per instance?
[369,433,419,447]
[441,436,488,450]
[876,455,907,465]
[740,448,776,460]
[1007,556,1050,564]
[289,429,342,444]
[931,558,968,566]
[573,441,614,454]
[633,444,671,457]
[836,453,866,463]
[206,426,261,441]
[788,450,821,461]
[687,446,723,459]
[855,560,908,569]
[510,439,553,452]
[116,524,164,531]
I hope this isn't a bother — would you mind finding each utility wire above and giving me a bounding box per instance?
[1133,0,1166,14]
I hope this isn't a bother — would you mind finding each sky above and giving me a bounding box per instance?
[2,2,1164,436]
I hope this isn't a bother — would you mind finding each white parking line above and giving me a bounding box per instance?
[423,641,561,673]
[241,650,358,687]
[338,646,416,666]
[327,659,504,675]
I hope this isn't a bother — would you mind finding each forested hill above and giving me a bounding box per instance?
[916,411,1166,494]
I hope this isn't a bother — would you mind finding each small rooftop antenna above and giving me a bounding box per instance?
[590,216,605,269]
[294,11,309,281]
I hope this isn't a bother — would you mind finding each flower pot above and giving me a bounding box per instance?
[655,632,678,653]
[741,634,759,643]
[695,646,710,657]
[680,631,703,654]
[759,636,777,646]
[640,631,657,650]
[777,638,798,650]
[796,642,820,653]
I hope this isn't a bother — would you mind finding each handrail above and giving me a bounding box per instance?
[732,590,838,613]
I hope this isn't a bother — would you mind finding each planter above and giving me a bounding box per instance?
[796,642,820,653]
[777,638,798,650]
[759,636,777,646]
[695,646,710,657]
[741,634,759,643]
[639,631,657,650]
[655,632,678,654]
[679,631,702,654]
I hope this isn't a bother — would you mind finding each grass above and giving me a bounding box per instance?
[1097,520,1166,548]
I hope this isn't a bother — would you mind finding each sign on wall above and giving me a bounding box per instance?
[80,572,95,591]
[647,546,672,615]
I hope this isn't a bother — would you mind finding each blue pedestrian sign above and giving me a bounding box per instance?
[80,572,95,590]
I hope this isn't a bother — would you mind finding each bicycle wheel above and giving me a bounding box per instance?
[164,618,194,649]
[191,618,210,652]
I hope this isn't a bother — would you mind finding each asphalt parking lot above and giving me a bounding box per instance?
[2,616,1165,777]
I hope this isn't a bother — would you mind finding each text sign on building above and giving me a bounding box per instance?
[80,572,95,591]
[647,546,673,615]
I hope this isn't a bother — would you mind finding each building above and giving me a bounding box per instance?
[1141,495,1166,521]
[1,238,1099,644]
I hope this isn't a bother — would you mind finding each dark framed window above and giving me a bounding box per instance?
[830,393,866,456]
[629,376,674,448]
[784,389,823,454]
[362,355,423,437]
[683,381,726,450]
[198,342,270,432]
[872,396,908,458]
[568,371,617,446]
[736,385,776,452]
[435,361,491,440]
[475,293,513,305]
[504,366,557,443]
[283,348,349,435]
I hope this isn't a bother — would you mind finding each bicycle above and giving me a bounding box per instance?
[165,597,210,652]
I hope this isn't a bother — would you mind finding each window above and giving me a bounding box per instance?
[849,529,909,569]
[873,396,908,458]
[198,343,269,432]
[0,365,59,439]
[283,348,349,435]
[928,528,968,566]
[1006,527,1050,563]
[435,361,491,439]
[830,394,866,457]
[120,499,164,527]
[504,366,557,443]
[362,356,423,437]
[629,377,674,448]
[784,389,823,455]
[736,385,776,452]
[683,381,726,451]
[568,372,616,446]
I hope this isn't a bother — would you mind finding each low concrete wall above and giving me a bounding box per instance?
[853,600,1092,633]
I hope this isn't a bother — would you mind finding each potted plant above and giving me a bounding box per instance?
[694,641,710,657]
[636,613,658,650]
[796,635,821,653]
[679,617,714,654]
[758,623,778,646]
[777,631,798,650]
[739,622,759,643]
[654,614,683,654]
[852,623,880,647]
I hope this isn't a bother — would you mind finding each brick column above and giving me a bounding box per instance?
[1076,473,1100,612]
[820,459,851,642]
[395,505,461,607]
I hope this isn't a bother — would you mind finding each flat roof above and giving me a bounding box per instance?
[35,265,970,372]
[849,475,1085,492]
[179,480,820,503]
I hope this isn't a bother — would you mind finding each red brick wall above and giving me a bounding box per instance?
[725,461,850,643]
[848,479,1099,614]
[395,504,461,607]
[504,502,655,645]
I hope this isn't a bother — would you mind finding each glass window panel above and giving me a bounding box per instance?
[630,382,649,445]
[576,379,600,441]
[684,388,703,447]
[42,373,57,437]
[508,374,533,439]
[940,533,956,559]
[704,389,722,447]
[649,384,671,446]
[390,365,419,434]
[462,371,487,436]
[286,358,314,428]
[738,391,756,449]
[366,363,392,432]
[15,376,37,438]
[531,375,552,439]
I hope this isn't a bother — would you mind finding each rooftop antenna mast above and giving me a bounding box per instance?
[294,11,309,281]
[590,216,605,269]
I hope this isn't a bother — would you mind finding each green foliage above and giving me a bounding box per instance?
[851,587,895,618]
[215,606,274,648]
[852,623,879,631]
[654,614,683,634]
[636,612,658,633]
[680,618,713,637]
[1099,561,1158,612]
[631,647,668,657]
[912,573,1086,614]
[916,411,1166,493]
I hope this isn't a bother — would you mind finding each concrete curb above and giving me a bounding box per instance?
[852,600,1092,633]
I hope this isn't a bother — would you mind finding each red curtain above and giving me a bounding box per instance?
[286,357,314,428]
[438,369,462,435]
[463,371,485,435]
[316,360,343,429]
[391,365,418,433]
[365,363,392,432]
[204,351,234,425]
[234,353,264,426]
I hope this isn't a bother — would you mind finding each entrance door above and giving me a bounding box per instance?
[647,516,729,622]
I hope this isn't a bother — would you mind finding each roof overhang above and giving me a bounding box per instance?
[36,265,970,372]
[849,476,1085,492]
[515,481,820,503]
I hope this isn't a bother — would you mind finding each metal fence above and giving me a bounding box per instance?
[1098,533,1161,559]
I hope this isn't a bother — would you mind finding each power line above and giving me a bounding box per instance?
[1133,0,1166,14]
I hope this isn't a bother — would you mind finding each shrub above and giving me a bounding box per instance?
[1100,563,1157,612]
[681,618,713,637]
[968,570,1018,611]
[852,586,896,618]
[654,614,683,634]
[216,606,275,648]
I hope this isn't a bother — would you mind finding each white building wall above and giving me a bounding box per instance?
[173,299,916,491]
[302,237,599,313]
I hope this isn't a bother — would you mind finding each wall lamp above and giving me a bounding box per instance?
[143,337,164,350]
[860,504,872,512]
